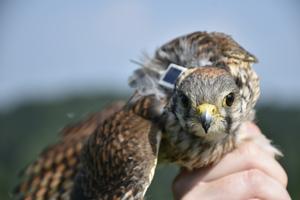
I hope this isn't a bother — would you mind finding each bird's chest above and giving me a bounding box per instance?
[159,125,236,170]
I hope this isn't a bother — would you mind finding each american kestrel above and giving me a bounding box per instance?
[14,31,280,199]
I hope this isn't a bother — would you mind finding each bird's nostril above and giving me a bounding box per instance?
[212,108,216,114]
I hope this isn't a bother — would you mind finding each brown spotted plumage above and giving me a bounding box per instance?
[14,102,125,199]
[14,31,280,200]
[70,96,163,200]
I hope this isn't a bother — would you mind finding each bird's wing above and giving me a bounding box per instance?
[71,96,162,200]
[13,101,125,200]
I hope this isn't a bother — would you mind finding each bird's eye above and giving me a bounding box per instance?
[179,93,190,108]
[223,92,235,107]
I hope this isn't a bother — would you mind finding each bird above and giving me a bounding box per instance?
[14,31,281,199]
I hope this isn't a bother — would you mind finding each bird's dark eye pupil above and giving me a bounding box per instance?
[225,93,235,107]
[179,93,190,108]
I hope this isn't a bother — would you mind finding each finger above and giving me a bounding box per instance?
[241,121,262,137]
[203,142,287,186]
[182,170,291,200]
[182,142,288,187]
[239,122,282,157]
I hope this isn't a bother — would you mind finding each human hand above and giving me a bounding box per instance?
[172,122,290,200]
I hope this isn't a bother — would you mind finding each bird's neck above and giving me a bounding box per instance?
[159,112,237,169]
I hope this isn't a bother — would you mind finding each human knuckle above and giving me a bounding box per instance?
[242,153,262,169]
[239,142,259,157]
[244,169,264,186]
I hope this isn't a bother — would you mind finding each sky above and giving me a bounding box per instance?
[0,0,300,111]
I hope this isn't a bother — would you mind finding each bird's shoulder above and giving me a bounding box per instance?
[71,95,163,199]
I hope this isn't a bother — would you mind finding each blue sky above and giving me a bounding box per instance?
[0,0,299,111]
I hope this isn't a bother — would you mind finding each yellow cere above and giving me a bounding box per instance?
[196,103,219,116]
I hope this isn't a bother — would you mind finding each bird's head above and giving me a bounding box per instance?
[169,67,242,140]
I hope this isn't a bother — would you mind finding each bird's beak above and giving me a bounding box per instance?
[196,103,218,133]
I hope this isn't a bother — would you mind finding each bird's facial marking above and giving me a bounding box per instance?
[171,67,242,140]
[178,92,190,109]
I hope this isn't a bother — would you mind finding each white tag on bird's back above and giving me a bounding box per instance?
[159,63,187,89]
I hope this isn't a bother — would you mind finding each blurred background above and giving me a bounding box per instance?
[0,0,299,199]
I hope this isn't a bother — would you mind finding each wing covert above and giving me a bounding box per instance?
[14,101,125,200]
